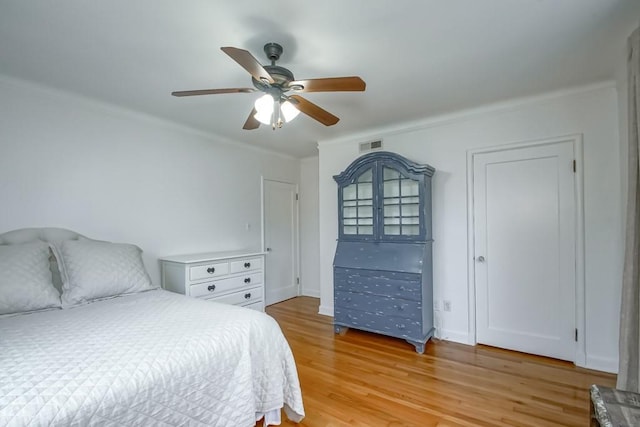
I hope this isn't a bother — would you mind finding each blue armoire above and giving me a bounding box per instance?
[333,151,435,353]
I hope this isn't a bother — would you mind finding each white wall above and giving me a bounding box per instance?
[299,156,320,298]
[0,75,300,286]
[318,83,622,372]
[616,28,631,243]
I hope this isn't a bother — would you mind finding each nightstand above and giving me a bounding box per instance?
[160,250,265,311]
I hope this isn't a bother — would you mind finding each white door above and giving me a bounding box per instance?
[263,179,299,305]
[473,141,576,361]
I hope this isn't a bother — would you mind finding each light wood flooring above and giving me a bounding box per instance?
[262,296,615,427]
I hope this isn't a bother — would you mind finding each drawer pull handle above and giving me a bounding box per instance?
[244,292,252,299]
[244,277,251,284]
[244,262,251,268]
[207,267,216,274]
[207,284,216,292]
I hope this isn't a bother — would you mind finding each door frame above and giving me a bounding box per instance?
[260,176,301,300]
[465,134,586,366]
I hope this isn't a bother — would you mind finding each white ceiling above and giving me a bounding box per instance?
[0,1,638,158]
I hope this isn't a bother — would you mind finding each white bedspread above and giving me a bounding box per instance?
[0,290,304,426]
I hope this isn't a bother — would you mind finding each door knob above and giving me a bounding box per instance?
[266,247,272,252]
[477,256,485,262]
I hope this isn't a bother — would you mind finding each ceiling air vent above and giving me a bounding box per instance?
[359,139,383,153]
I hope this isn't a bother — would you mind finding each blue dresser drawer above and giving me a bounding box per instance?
[335,290,421,320]
[334,308,422,339]
[334,268,421,301]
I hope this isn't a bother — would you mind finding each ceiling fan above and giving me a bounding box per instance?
[171,42,366,130]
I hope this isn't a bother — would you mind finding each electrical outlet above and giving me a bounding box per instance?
[443,300,452,312]
[433,300,441,311]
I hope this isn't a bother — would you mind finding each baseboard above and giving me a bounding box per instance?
[267,287,297,305]
[318,304,334,317]
[300,289,320,298]
[585,354,618,374]
[436,328,470,345]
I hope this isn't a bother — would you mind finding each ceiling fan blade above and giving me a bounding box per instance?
[171,88,256,97]
[221,47,275,84]
[289,95,339,126]
[287,76,366,93]
[242,108,260,130]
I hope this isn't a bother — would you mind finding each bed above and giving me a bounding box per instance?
[0,228,304,426]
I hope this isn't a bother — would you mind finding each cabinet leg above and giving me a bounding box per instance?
[334,325,348,335]
[406,339,425,354]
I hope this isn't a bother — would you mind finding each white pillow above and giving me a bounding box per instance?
[56,240,156,307]
[0,241,61,315]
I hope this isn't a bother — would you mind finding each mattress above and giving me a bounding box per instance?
[0,289,304,426]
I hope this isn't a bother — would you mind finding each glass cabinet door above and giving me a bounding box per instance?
[382,166,421,237]
[341,167,374,237]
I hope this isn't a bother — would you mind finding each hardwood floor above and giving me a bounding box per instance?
[264,296,615,427]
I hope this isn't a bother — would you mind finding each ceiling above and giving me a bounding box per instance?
[0,1,638,158]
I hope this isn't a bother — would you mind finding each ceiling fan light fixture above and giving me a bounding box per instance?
[254,93,275,125]
[281,100,300,122]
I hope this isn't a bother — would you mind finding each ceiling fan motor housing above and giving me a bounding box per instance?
[252,43,295,92]
[264,42,283,62]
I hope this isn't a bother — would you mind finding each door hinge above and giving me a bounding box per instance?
[295,193,299,201]
[296,277,300,285]
[572,160,576,173]
[575,328,578,342]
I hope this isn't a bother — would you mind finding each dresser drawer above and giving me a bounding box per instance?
[189,272,262,298]
[242,301,265,311]
[334,308,422,339]
[189,261,229,281]
[211,286,263,306]
[335,290,421,320]
[230,257,263,273]
[334,268,421,301]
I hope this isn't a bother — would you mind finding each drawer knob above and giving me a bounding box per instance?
[244,292,252,299]
[397,324,406,330]
[207,267,216,274]
[207,284,216,292]
[396,305,405,311]
[345,297,351,302]
[244,277,251,284]
[244,262,251,268]
[399,286,406,291]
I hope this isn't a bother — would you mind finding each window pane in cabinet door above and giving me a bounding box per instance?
[343,206,357,219]
[358,226,373,235]
[384,204,400,218]
[344,226,357,235]
[383,179,400,198]
[358,217,373,226]
[358,168,373,183]
[401,217,420,225]
[385,225,401,235]
[358,183,373,200]
[383,168,400,180]
[343,183,357,201]
[402,203,419,217]
[401,179,419,196]
[385,217,400,225]
[403,225,420,235]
